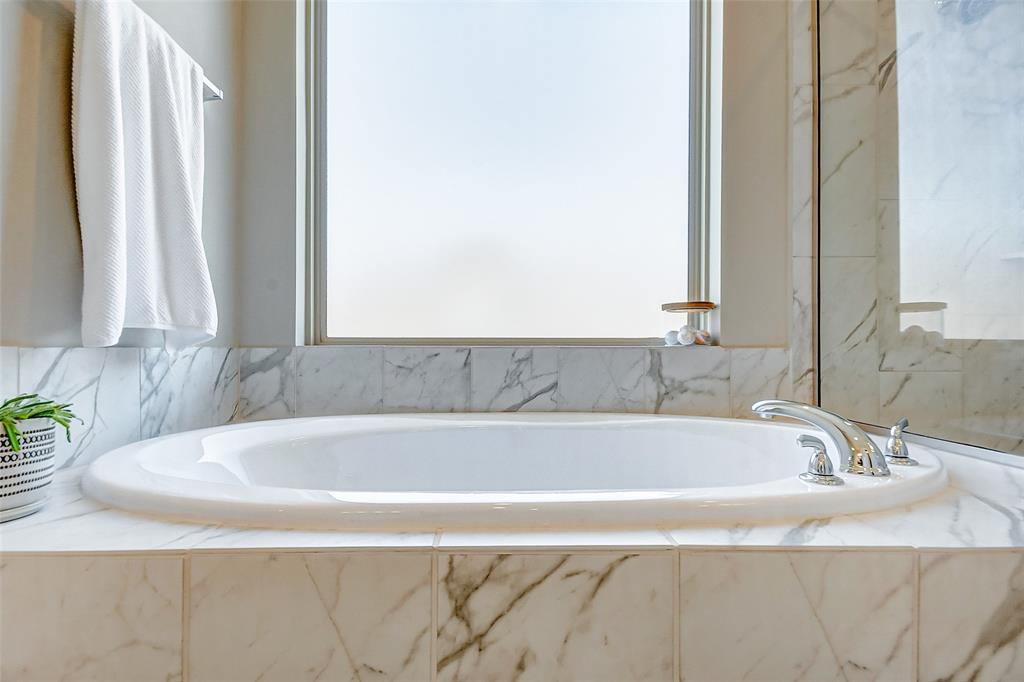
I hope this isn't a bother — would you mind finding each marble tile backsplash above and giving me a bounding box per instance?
[236,347,295,421]
[470,347,558,412]
[382,346,471,413]
[295,346,383,416]
[253,345,784,423]
[5,347,238,469]
[141,347,238,439]
[0,344,795,468]
[19,347,143,469]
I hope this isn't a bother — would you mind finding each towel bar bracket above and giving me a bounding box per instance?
[202,78,223,102]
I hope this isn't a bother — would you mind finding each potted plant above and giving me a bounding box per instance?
[0,394,80,522]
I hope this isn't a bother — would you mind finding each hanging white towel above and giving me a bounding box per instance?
[72,0,217,349]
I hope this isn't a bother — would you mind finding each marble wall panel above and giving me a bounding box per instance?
[650,346,731,417]
[18,347,141,467]
[436,553,674,682]
[0,555,183,681]
[680,550,915,681]
[555,347,651,413]
[189,552,432,682]
[141,347,238,438]
[471,347,558,412]
[729,348,791,418]
[295,346,383,416]
[382,347,471,413]
[237,347,296,421]
[919,552,1024,682]
[819,0,878,86]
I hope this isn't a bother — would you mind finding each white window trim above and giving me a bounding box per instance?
[306,0,713,346]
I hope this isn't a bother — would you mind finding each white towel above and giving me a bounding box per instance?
[72,0,216,349]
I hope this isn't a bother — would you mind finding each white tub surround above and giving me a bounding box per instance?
[5,439,1022,554]
[3,449,1024,682]
[81,414,947,530]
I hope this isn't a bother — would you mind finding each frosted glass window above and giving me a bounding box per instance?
[323,0,691,339]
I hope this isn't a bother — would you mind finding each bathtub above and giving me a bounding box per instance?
[83,413,948,530]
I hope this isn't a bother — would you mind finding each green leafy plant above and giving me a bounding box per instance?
[0,394,81,452]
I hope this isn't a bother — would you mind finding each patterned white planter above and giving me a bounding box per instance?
[0,418,57,522]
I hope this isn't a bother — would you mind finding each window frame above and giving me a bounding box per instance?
[307,0,712,346]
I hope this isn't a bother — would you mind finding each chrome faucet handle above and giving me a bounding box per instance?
[797,434,827,451]
[797,435,843,486]
[886,417,918,466]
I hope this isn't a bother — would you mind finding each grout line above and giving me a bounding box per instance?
[289,349,298,417]
[553,346,562,410]
[465,346,472,411]
[660,528,680,548]
[673,549,682,682]
[913,551,920,682]
[181,553,191,682]
[432,530,442,550]
[727,350,736,419]
[379,346,387,414]
[137,348,143,442]
[234,347,241,422]
[430,551,439,682]
[12,545,1022,559]
[412,546,677,556]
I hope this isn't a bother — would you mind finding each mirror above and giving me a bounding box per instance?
[818,0,1023,454]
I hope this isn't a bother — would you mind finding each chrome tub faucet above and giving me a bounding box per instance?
[751,400,891,477]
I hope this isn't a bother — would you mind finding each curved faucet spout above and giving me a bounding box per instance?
[751,400,890,477]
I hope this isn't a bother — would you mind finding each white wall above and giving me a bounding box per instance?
[716,0,791,347]
[0,0,242,346]
[0,0,81,346]
[236,0,303,347]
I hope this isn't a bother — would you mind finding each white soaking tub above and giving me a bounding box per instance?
[82,414,948,530]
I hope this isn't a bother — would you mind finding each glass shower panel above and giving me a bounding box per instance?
[818,0,1024,454]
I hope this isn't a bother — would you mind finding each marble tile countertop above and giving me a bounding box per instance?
[2,448,1023,554]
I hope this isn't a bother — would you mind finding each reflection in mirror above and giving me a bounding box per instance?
[818,0,1023,454]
